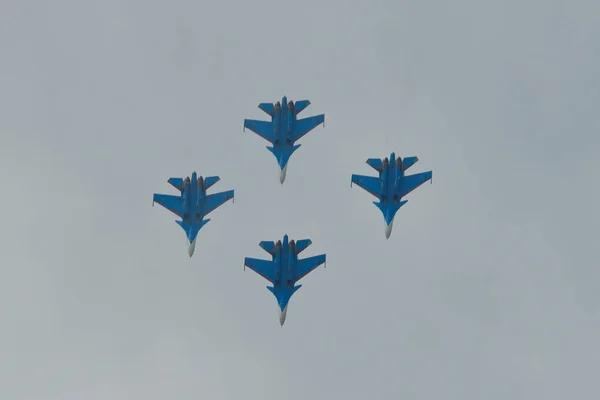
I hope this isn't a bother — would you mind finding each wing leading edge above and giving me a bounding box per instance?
[292,114,325,142]
[153,194,184,217]
[203,190,235,216]
[351,174,381,198]
[244,119,275,143]
[401,171,432,197]
[244,258,278,282]
[295,254,326,281]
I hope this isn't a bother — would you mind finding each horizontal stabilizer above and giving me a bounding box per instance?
[258,102,275,116]
[267,144,301,169]
[244,257,278,282]
[176,218,209,242]
[204,176,220,190]
[366,158,383,172]
[402,157,419,171]
[351,174,381,198]
[176,218,210,228]
[401,171,432,197]
[259,241,277,255]
[294,100,311,115]
[153,193,184,217]
[203,189,234,216]
[292,114,325,142]
[167,178,184,191]
[374,199,408,210]
[295,254,326,281]
[244,119,276,143]
[373,200,407,225]
[294,239,312,255]
[267,283,301,298]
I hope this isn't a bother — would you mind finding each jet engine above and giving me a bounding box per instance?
[396,157,403,169]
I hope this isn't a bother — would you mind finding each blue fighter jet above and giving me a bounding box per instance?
[351,152,432,239]
[153,171,234,257]
[243,96,325,184]
[244,234,326,326]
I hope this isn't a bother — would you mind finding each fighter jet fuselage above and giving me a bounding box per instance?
[153,171,234,257]
[244,96,325,184]
[351,152,432,238]
[244,234,326,325]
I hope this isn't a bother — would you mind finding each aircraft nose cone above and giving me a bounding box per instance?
[279,305,288,326]
[188,238,196,257]
[385,220,394,239]
[279,165,287,184]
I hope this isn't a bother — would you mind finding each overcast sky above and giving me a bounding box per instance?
[1,0,599,399]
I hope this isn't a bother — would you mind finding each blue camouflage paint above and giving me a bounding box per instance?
[153,171,234,255]
[243,96,325,184]
[351,152,432,238]
[244,234,326,325]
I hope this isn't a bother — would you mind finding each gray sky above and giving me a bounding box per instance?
[1,0,599,398]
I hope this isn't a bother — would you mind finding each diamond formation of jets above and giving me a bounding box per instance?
[244,234,326,326]
[150,95,435,327]
[351,152,433,239]
[153,171,234,257]
[243,96,325,184]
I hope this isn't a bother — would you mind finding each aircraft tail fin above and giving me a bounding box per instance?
[293,100,311,115]
[167,178,185,191]
[294,239,312,255]
[258,102,275,116]
[402,157,419,171]
[204,176,220,190]
[259,241,277,255]
[366,158,383,172]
